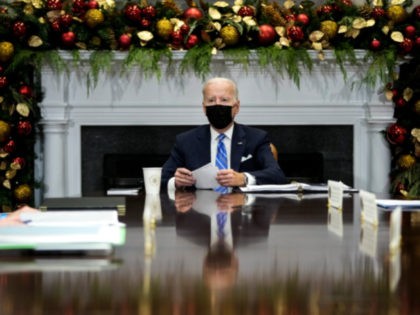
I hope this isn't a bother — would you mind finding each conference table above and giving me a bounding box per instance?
[1,190,420,314]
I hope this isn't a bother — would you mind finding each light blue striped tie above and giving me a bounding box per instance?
[215,133,228,194]
[217,212,227,238]
[215,133,227,170]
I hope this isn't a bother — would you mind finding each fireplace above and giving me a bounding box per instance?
[38,50,393,200]
[81,125,353,196]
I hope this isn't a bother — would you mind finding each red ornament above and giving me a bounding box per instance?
[238,6,254,17]
[139,18,152,29]
[404,25,416,38]
[124,4,142,22]
[339,0,353,7]
[415,36,420,47]
[287,25,305,42]
[118,34,132,49]
[3,139,16,153]
[180,24,190,35]
[370,38,381,50]
[61,31,76,47]
[399,38,413,54]
[171,30,184,48]
[285,14,296,22]
[51,19,61,32]
[47,0,62,10]
[258,24,277,46]
[412,5,420,20]
[395,97,406,108]
[72,0,85,14]
[296,13,310,25]
[11,157,26,170]
[185,34,199,49]
[13,21,27,37]
[17,121,32,136]
[386,123,407,145]
[60,14,73,28]
[87,0,98,9]
[19,85,32,98]
[317,4,334,16]
[183,7,203,21]
[0,76,8,88]
[142,5,156,19]
[391,89,399,98]
[371,7,385,19]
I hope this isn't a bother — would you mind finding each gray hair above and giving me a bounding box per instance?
[202,77,239,101]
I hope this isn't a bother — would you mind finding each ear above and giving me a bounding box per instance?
[232,101,240,115]
[202,103,207,115]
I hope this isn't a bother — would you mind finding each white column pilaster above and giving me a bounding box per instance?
[40,120,68,197]
[366,119,394,194]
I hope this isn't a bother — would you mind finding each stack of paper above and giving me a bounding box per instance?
[0,210,126,253]
[240,182,357,193]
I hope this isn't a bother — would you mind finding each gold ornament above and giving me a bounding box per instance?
[0,41,14,62]
[320,20,338,40]
[0,120,11,142]
[85,9,105,28]
[220,25,240,46]
[156,19,173,40]
[414,100,420,114]
[386,5,407,24]
[28,35,43,47]
[5,169,17,179]
[16,103,30,117]
[14,184,32,202]
[397,154,416,169]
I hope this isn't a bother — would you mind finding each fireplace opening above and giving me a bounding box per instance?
[82,125,353,196]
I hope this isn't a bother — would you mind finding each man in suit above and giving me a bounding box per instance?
[161,77,287,190]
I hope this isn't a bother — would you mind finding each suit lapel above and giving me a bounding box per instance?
[197,125,211,165]
[231,124,246,171]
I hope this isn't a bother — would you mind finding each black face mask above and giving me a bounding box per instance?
[205,105,233,130]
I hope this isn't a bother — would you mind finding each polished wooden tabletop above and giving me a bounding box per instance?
[1,191,420,314]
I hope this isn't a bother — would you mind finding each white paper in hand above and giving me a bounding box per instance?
[192,163,219,189]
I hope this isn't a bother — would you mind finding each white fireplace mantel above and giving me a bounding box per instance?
[37,50,394,199]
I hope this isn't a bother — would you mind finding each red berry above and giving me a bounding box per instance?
[237,6,254,17]
[370,38,381,50]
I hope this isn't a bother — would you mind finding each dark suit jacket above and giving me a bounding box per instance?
[161,123,287,188]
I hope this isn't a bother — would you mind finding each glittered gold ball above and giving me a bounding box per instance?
[320,20,338,40]
[386,5,407,24]
[414,99,420,114]
[156,19,173,40]
[0,41,14,62]
[14,184,32,202]
[397,154,416,169]
[220,25,240,46]
[85,9,104,28]
[0,120,11,142]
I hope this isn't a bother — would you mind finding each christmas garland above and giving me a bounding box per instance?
[0,0,419,209]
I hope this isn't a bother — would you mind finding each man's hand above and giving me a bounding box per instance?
[216,193,247,212]
[0,206,40,226]
[174,191,196,213]
[174,167,196,188]
[216,169,246,187]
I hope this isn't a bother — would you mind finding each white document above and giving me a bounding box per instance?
[359,190,379,225]
[192,163,219,189]
[0,210,126,252]
[328,180,344,209]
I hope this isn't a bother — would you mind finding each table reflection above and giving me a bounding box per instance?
[0,192,420,314]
